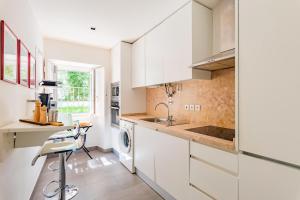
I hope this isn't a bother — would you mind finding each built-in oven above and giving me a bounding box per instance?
[111,101,120,127]
[111,82,120,127]
[111,82,119,102]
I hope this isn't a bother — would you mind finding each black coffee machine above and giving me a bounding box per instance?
[38,80,61,110]
[38,93,51,110]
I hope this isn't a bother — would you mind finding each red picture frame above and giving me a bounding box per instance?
[29,53,36,89]
[17,40,30,87]
[0,20,18,84]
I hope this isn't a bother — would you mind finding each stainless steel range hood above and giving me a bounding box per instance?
[192,48,235,71]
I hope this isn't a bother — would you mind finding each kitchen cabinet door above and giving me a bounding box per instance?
[188,185,213,200]
[134,125,155,181]
[239,0,300,166]
[239,154,300,200]
[163,2,192,83]
[154,131,189,200]
[111,43,121,83]
[132,38,146,88]
[145,24,165,86]
[190,158,238,200]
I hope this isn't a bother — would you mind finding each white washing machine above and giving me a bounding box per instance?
[119,120,135,173]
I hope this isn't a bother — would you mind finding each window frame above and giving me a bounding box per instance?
[56,67,94,115]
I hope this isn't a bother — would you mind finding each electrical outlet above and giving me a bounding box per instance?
[195,104,201,111]
[184,104,189,111]
[189,104,195,111]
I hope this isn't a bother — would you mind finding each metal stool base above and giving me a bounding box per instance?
[43,180,59,198]
[48,161,59,172]
[46,185,79,200]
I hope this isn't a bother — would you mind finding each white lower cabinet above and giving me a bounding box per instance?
[239,154,300,200]
[190,158,238,200]
[155,131,189,200]
[134,125,238,200]
[190,142,238,200]
[134,125,155,181]
[134,125,189,200]
[188,185,213,200]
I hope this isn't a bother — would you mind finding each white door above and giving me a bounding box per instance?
[132,38,146,88]
[239,0,300,166]
[154,131,189,200]
[239,154,300,200]
[134,125,155,181]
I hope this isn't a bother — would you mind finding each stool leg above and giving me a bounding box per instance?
[66,151,73,161]
[83,146,93,159]
[59,153,66,200]
[57,152,78,200]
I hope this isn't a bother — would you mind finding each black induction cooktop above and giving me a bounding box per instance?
[186,126,235,141]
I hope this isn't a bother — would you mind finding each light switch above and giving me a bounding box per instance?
[189,104,195,111]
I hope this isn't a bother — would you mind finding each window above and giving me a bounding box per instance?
[57,68,93,114]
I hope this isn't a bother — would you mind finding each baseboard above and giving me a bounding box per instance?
[136,169,176,200]
[112,148,120,158]
[93,146,113,153]
[47,146,113,158]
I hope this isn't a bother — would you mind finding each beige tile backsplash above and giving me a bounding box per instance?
[146,68,235,129]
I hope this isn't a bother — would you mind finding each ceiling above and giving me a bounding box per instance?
[28,0,199,49]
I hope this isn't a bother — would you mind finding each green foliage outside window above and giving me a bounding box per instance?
[5,65,15,80]
[57,70,91,114]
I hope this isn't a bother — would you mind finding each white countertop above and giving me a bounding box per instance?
[0,114,74,133]
[0,122,74,133]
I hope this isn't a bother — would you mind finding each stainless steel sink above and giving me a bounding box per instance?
[140,118,167,123]
[140,118,188,126]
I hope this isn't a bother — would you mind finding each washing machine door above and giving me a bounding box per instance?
[119,128,131,153]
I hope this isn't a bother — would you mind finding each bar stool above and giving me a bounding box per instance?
[48,121,93,160]
[32,137,84,200]
[66,121,93,160]
[48,120,80,141]
[46,122,81,172]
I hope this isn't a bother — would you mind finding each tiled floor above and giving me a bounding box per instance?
[30,150,163,200]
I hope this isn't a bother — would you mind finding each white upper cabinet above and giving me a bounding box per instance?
[132,1,212,87]
[239,0,300,166]
[162,2,192,83]
[132,38,146,88]
[111,43,121,83]
[144,22,166,86]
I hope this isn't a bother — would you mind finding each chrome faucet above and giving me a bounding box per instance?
[155,102,173,126]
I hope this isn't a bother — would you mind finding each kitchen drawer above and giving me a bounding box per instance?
[190,158,238,200]
[190,141,238,174]
[188,185,213,200]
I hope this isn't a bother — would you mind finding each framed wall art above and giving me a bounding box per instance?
[29,53,36,88]
[18,40,30,87]
[0,20,18,84]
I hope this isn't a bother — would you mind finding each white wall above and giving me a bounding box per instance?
[44,38,112,149]
[0,0,43,127]
[0,4,44,198]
